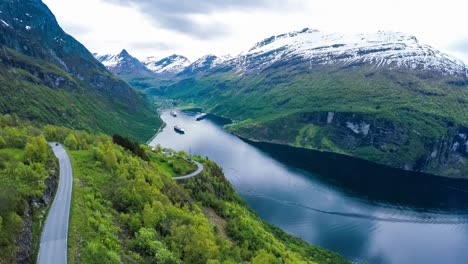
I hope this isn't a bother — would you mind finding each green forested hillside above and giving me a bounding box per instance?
[0,0,160,142]
[0,47,159,142]
[0,114,348,264]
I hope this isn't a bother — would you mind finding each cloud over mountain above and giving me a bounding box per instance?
[100,0,296,39]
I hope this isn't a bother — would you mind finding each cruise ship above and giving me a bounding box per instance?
[196,113,208,121]
[173,125,185,134]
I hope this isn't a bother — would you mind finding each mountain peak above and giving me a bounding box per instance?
[94,50,153,76]
[119,49,130,57]
[168,54,186,59]
[142,54,191,75]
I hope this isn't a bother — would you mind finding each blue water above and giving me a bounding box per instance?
[150,110,468,264]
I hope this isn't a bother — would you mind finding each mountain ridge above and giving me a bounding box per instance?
[224,28,468,76]
[142,54,191,75]
[177,54,232,77]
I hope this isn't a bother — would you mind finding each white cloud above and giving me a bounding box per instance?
[43,0,468,63]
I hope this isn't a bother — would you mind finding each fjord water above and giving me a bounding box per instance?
[150,110,468,264]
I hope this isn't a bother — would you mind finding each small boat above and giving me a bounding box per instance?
[174,125,185,134]
[196,113,208,121]
[170,111,177,117]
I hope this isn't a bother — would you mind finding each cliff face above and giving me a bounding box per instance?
[230,111,468,178]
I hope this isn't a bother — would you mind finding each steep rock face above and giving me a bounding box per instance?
[230,111,468,177]
[0,0,159,141]
[427,126,468,175]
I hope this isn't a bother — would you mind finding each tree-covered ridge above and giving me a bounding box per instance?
[0,114,348,263]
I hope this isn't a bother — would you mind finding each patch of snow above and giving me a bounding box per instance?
[95,53,123,68]
[361,122,370,135]
[431,150,438,158]
[140,56,160,65]
[193,55,216,68]
[53,37,65,44]
[346,121,370,135]
[186,54,231,72]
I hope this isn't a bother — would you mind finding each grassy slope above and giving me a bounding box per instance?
[0,47,160,143]
[163,65,468,176]
[149,149,198,177]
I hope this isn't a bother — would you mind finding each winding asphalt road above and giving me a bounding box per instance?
[37,143,72,264]
[173,161,204,180]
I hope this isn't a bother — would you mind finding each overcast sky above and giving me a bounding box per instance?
[42,0,468,63]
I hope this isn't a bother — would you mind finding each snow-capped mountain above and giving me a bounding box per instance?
[178,54,232,76]
[94,28,468,81]
[94,49,153,76]
[226,28,467,76]
[142,54,191,75]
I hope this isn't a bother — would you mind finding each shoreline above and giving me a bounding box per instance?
[146,109,168,146]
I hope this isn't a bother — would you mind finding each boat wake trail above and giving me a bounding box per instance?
[241,190,468,225]
[445,185,468,193]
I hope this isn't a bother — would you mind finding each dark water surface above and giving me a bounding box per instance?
[150,110,468,264]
